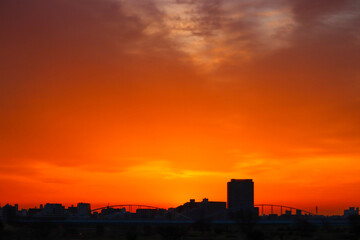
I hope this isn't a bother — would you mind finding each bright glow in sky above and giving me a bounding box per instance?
[0,0,359,215]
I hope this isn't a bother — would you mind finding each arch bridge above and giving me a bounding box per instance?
[92,205,160,213]
[91,204,315,216]
[255,204,314,216]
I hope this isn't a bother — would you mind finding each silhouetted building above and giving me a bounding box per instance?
[77,203,91,216]
[344,207,359,217]
[1,204,17,221]
[67,205,78,215]
[28,207,41,217]
[100,207,126,217]
[17,209,28,217]
[42,203,65,218]
[285,210,292,216]
[176,198,226,220]
[227,179,254,213]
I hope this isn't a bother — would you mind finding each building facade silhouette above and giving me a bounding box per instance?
[227,179,254,212]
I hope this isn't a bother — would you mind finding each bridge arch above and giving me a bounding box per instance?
[91,204,314,217]
[91,204,160,213]
[254,204,314,216]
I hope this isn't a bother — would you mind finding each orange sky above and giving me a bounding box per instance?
[1,0,360,215]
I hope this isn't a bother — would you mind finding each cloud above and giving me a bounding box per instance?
[124,160,225,179]
[1,0,359,166]
[0,0,359,211]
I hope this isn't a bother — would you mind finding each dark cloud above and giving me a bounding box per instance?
[0,0,359,169]
[211,0,360,157]
[291,0,358,25]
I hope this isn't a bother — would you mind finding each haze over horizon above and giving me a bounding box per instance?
[1,0,360,215]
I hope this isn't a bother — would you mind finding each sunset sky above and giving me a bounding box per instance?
[1,0,359,215]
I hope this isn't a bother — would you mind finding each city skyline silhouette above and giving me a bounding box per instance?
[1,178,358,217]
[2,179,358,219]
[1,179,359,239]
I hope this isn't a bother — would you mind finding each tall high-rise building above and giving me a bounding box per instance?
[227,179,254,211]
